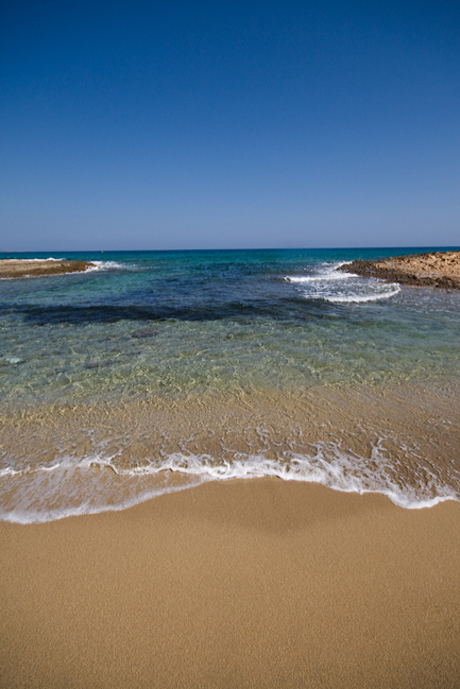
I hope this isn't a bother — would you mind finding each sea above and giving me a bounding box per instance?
[1,247,459,523]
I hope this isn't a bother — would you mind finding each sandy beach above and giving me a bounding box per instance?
[339,250,460,288]
[2,479,460,689]
[0,259,94,279]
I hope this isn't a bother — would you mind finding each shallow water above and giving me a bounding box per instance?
[1,248,459,521]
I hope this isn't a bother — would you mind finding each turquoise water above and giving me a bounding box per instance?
[1,247,460,402]
[1,248,459,521]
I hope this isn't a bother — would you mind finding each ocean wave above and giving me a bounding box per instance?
[84,260,126,272]
[1,440,458,524]
[329,286,401,303]
[285,273,354,283]
[285,262,401,303]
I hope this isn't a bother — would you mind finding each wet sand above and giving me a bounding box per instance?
[1,479,460,688]
[339,250,460,288]
[0,259,94,278]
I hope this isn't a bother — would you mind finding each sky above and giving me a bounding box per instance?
[1,0,459,251]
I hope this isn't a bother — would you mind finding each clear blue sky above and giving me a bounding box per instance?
[1,0,459,251]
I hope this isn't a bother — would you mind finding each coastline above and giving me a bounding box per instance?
[339,250,460,288]
[2,380,459,523]
[2,478,460,689]
[0,259,95,278]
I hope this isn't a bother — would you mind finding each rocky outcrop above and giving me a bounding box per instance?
[338,251,460,289]
[0,259,95,279]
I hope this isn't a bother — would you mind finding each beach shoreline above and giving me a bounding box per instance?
[2,478,460,688]
[339,250,460,288]
[2,380,459,523]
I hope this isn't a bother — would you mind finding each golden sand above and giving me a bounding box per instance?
[1,479,460,688]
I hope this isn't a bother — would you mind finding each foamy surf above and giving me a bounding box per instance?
[1,438,458,524]
[285,262,401,303]
[84,260,126,272]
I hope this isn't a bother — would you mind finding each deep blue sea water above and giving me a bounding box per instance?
[1,248,459,521]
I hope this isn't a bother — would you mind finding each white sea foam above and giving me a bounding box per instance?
[285,262,401,303]
[84,260,126,272]
[286,273,354,283]
[329,285,401,303]
[1,440,457,524]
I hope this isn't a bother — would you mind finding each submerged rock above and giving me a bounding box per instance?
[131,328,159,339]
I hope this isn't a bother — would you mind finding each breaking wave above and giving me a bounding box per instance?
[285,262,401,303]
[1,440,458,524]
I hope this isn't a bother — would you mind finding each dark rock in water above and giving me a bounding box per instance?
[84,360,114,370]
[132,328,159,339]
[436,276,457,289]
